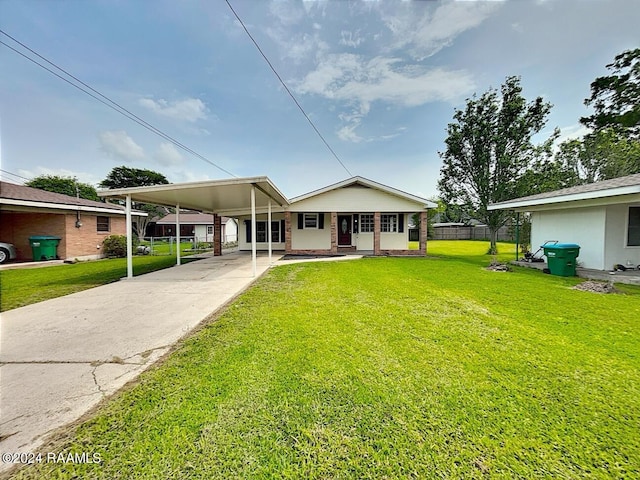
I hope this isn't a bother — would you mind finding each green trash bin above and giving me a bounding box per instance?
[29,235,61,261]
[543,243,580,277]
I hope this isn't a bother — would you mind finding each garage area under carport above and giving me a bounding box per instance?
[98,176,289,277]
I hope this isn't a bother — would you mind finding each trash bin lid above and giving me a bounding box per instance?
[29,235,62,240]
[542,243,580,249]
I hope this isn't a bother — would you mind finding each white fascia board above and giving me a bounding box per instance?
[217,206,286,217]
[488,185,640,211]
[0,198,147,216]
[290,176,436,209]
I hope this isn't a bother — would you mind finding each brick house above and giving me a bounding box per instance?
[0,181,144,262]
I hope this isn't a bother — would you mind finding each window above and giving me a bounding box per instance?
[360,214,374,233]
[304,213,318,229]
[207,226,213,235]
[97,216,110,232]
[256,222,267,243]
[381,214,398,233]
[628,206,640,246]
[271,221,281,243]
[245,220,284,243]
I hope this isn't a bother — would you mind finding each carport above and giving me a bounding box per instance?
[98,176,289,278]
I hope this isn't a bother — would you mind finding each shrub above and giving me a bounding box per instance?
[103,235,127,258]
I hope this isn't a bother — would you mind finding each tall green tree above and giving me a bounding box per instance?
[581,48,640,139]
[99,166,169,189]
[25,175,100,202]
[100,166,170,239]
[555,129,640,183]
[438,76,556,254]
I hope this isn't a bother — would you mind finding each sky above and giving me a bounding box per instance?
[1,0,638,200]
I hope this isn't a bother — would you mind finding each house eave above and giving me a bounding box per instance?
[488,185,640,211]
[0,198,147,216]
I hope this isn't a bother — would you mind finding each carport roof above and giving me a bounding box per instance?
[98,176,289,215]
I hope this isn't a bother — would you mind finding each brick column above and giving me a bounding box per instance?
[373,212,381,255]
[419,210,427,255]
[213,214,222,256]
[284,211,292,253]
[330,212,338,253]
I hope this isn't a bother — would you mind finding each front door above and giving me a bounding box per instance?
[337,215,352,246]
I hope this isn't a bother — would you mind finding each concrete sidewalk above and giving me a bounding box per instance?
[0,252,276,471]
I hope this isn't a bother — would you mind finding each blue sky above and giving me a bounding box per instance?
[1,0,638,199]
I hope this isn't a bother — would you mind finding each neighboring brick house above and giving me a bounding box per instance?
[0,181,143,262]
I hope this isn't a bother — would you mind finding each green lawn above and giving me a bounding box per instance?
[8,241,640,479]
[0,256,197,312]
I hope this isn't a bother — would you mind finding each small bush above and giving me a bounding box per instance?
[103,235,127,258]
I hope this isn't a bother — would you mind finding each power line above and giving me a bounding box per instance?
[0,168,31,183]
[0,30,237,178]
[224,0,353,178]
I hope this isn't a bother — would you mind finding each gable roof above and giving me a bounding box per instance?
[488,173,640,211]
[290,176,436,208]
[0,181,132,215]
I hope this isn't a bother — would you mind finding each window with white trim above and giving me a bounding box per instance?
[304,213,319,229]
[360,214,374,233]
[381,214,398,233]
[207,225,213,235]
[628,206,640,246]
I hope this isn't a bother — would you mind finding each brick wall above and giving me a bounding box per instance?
[0,211,126,261]
[330,211,337,254]
[373,212,381,255]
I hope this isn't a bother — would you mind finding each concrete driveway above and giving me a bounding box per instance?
[0,252,275,471]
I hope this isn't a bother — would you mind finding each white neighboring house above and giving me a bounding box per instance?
[489,173,640,270]
[236,176,436,255]
[155,213,238,243]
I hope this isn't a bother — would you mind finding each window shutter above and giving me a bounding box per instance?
[245,220,251,243]
[398,214,404,233]
[318,213,325,229]
[280,219,285,242]
[298,213,304,229]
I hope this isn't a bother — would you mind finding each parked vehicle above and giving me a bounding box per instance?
[0,241,17,264]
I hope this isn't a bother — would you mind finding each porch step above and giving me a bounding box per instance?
[337,246,356,253]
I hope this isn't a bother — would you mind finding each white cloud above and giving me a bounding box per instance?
[138,97,208,122]
[98,130,145,162]
[380,0,501,59]
[296,54,475,109]
[296,53,475,142]
[154,142,186,167]
[339,30,363,48]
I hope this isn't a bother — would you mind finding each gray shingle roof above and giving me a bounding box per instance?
[0,181,125,211]
[491,173,640,207]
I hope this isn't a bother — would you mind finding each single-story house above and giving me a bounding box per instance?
[235,176,435,255]
[0,181,145,262]
[154,213,238,243]
[488,173,640,270]
[98,176,436,278]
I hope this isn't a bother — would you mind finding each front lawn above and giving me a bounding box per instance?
[9,241,640,478]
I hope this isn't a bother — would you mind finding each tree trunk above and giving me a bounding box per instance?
[488,228,499,255]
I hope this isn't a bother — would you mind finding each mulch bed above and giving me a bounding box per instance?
[485,261,510,272]
[572,280,617,294]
